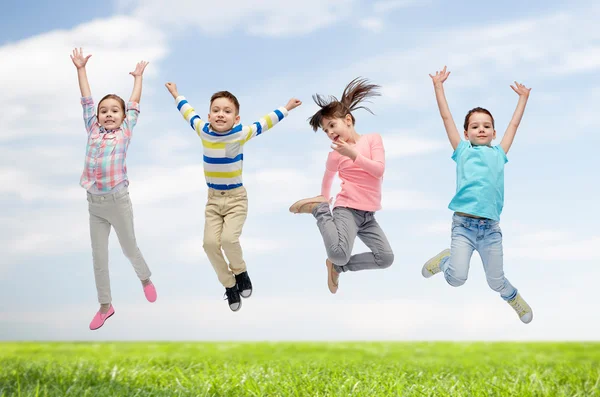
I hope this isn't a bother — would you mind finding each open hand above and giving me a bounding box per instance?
[130,61,149,77]
[70,48,91,69]
[285,98,302,111]
[331,139,358,160]
[510,81,531,98]
[429,66,450,86]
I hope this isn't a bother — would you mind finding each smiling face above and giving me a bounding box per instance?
[464,112,496,146]
[97,94,125,130]
[207,97,240,132]
[97,96,125,130]
[321,114,353,143]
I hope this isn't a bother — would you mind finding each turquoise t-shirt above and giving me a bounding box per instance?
[448,140,508,221]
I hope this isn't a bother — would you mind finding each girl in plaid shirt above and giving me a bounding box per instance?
[71,48,156,330]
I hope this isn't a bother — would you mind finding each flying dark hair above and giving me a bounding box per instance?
[308,77,381,132]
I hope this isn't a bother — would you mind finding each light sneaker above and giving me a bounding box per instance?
[507,293,533,324]
[89,305,115,330]
[326,259,339,294]
[143,281,157,303]
[422,249,450,278]
[289,195,329,214]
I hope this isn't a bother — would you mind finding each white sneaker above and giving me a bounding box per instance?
[422,249,450,278]
[507,293,533,324]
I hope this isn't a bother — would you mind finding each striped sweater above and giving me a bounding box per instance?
[175,96,289,190]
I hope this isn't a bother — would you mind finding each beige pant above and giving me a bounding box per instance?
[203,186,248,288]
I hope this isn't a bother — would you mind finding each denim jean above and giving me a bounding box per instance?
[439,213,517,301]
[312,203,394,273]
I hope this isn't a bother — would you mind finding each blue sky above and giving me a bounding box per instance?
[1,0,599,341]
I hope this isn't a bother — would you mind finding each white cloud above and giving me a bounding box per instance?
[340,8,600,112]
[383,132,447,158]
[382,189,442,210]
[0,16,168,141]
[360,17,384,33]
[2,295,599,340]
[373,0,428,13]
[127,0,356,37]
[508,236,600,262]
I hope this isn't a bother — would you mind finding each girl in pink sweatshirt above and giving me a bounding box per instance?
[289,78,394,294]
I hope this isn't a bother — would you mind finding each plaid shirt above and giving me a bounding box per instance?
[79,96,139,192]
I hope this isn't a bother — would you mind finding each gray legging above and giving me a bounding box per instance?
[313,203,394,273]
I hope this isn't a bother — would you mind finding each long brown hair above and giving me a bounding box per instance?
[463,107,495,131]
[308,77,381,131]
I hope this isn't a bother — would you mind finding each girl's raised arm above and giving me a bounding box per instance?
[70,48,92,98]
[129,61,149,103]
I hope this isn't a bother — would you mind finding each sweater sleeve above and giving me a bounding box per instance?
[353,134,385,178]
[175,95,208,138]
[239,106,289,143]
[320,152,338,198]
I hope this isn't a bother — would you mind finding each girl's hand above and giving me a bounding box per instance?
[70,48,91,69]
[429,66,450,86]
[130,61,149,77]
[510,81,531,98]
[331,139,358,160]
[285,98,302,111]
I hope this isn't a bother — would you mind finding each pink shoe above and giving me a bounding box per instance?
[89,305,115,330]
[144,282,157,303]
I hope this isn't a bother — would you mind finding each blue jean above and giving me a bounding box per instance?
[439,213,517,301]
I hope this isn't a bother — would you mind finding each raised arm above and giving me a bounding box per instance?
[429,66,461,150]
[165,82,207,137]
[500,82,531,154]
[70,48,92,97]
[129,61,149,103]
[240,98,302,143]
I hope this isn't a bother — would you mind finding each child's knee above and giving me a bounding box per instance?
[328,250,351,266]
[220,234,240,250]
[444,271,467,287]
[121,243,140,260]
[203,237,221,253]
[376,251,394,269]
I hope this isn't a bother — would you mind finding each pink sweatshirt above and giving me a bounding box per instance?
[321,133,385,212]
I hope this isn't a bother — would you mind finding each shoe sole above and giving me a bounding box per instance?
[90,311,115,331]
[230,299,242,312]
[240,290,252,298]
[326,260,338,294]
[422,249,450,278]
[289,196,327,214]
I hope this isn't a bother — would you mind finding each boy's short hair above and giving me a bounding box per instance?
[210,91,240,115]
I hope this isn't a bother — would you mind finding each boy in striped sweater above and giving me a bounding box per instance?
[166,82,301,311]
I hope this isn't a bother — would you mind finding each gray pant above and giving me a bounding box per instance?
[87,187,151,304]
[313,203,394,273]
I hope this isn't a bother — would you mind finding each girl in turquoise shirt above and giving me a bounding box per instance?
[422,66,533,324]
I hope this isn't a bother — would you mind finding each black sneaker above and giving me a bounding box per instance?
[235,271,253,298]
[223,286,242,312]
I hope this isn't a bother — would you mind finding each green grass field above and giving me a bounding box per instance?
[1,342,598,396]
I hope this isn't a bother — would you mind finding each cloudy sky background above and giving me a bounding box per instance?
[1,0,599,340]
